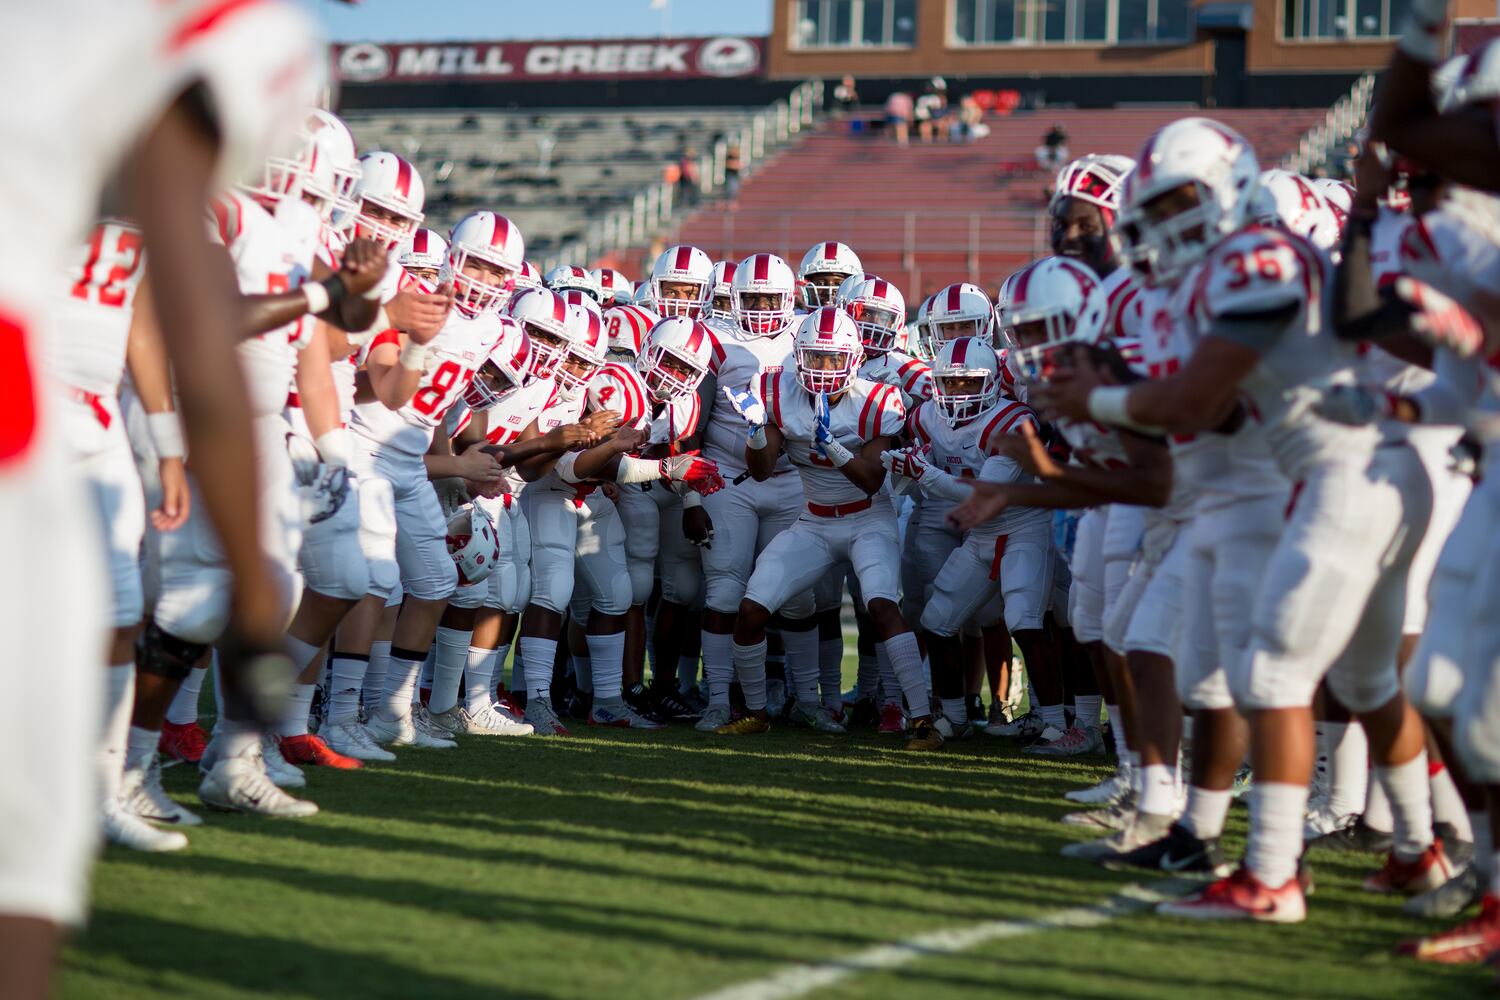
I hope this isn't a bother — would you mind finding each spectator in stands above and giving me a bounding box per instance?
[884,90,913,147]
[951,94,987,143]
[724,143,743,201]
[834,75,860,113]
[1036,122,1069,170]
[915,78,948,143]
[678,146,701,207]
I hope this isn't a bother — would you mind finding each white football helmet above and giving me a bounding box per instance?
[515,259,543,292]
[911,293,935,358]
[650,244,714,318]
[507,287,570,379]
[553,302,608,395]
[834,271,879,309]
[844,276,907,356]
[1312,178,1354,235]
[1251,169,1341,251]
[928,282,995,347]
[307,109,361,234]
[1115,117,1259,286]
[446,505,500,586]
[932,337,1004,426]
[442,212,526,316]
[798,241,864,308]
[603,303,660,362]
[592,268,635,307]
[733,253,797,336]
[1050,154,1136,217]
[244,120,336,218]
[709,260,738,323]
[640,316,716,403]
[794,307,862,395]
[632,281,656,306]
[999,256,1108,381]
[1445,39,1500,110]
[397,228,447,282]
[353,152,425,250]
[463,316,532,410]
[545,264,603,303]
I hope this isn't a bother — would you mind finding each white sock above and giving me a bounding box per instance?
[1430,762,1474,842]
[819,637,843,710]
[1040,703,1067,731]
[702,630,734,707]
[1074,694,1102,730]
[586,631,626,702]
[782,628,821,704]
[327,653,368,723]
[856,653,879,699]
[419,646,436,691]
[880,633,929,719]
[510,642,525,694]
[1181,786,1233,840]
[1245,782,1309,888]
[874,644,902,707]
[428,627,471,714]
[733,639,768,711]
[363,640,392,713]
[1374,752,1435,861]
[99,664,135,803]
[215,722,260,760]
[379,650,423,720]
[464,647,500,713]
[677,653,698,692]
[1106,704,1128,756]
[278,684,315,738]
[166,665,207,726]
[1138,763,1178,817]
[492,643,512,692]
[1325,721,1370,817]
[940,696,967,725]
[126,725,159,771]
[518,635,558,701]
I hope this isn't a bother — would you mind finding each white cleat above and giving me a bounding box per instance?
[791,700,848,734]
[198,746,319,818]
[1065,766,1133,805]
[933,714,973,741]
[367,709,457,749]
[1029,725,1105,757]
[120,754,203,827]
[450,704,535,736]
[416,702,462,737]
[694,703,734,733]
[766,680,787,718]
[1303,797,1360,841]
[104,803,188,852]
[260,734,306,789]
[321,719,397,762]
[1062,795,1137,831]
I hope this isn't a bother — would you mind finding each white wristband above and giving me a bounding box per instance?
[361,282,385,301]
[747,426,769,450]
[399,339,429,372]
[681,492,703,509]
[616,456,664,484]
[1087,385,1163,435]
[301,281,331,316]
[822,438,854,467]
[146,411,185,459]
[315,427,352,469]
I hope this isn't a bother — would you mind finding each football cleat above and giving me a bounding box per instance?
[624,683,669,724]
[366,710,458,748]
[1065,766,1133,806]
[791,700,848,733]
[1303,799,1360,841]
[680,685,709,714]
[120,755,202,827]
[649,685,702,721]
[1404,865,1483,919]
[103,803,189,853]
[321,720,397,762]
[694,703,734,733]
[715,713,771,735]
[1157,866,1307,923]
[877,703,907,735]
[589,698,666,730]
[198,745,319,818]
[1062,794,1136,831]
[1028,725,1104,757]
[933,714,972,741]
[1310,814,1394,854]
[1061,810,1175,862]
[523,699,573,736]
[848,696,879,728]
[494,687,526,717]
[1396,894,1500,963]
[159,720,209,764]
[765,680,787,719]
[279,733,363,770]
[986,700,1015,729]
[260,735,307,788]
[986,708,1044,741]
[965,694,987,728]
[414,702,461,737]
[904,717,945,751]
[1102,821,1233,877]
[456,704,535,736]
[1435,822,1476,872]
[1364,841,1456,895]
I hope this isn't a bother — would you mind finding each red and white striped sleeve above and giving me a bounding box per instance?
[759,370,784,430]
[977,400,1038,455]
[858,383,904,442]
[587,362,650,427]
[906,399,931,448]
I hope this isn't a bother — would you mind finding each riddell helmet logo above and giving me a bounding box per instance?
[340,44,392,82]
[696,37,759,77]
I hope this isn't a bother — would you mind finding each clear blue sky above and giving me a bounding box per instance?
[300,0,771,42]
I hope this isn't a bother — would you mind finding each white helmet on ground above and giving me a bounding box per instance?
[446,505,500,585]
[733,253,797,336]
[798,241,864,308]
[932,337,1003,427]
[639,316,716,403]
[794,307,862,395]
[999,256,1108,381]
[442,212,526,316]
[650,244,715,319]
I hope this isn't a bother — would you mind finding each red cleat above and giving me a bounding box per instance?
[1365,840,1455,895]
[877,703,906,735]
[1398,894,1500,963]
[1156,866,1307,923]
[279,733,364,769]
[495,687,525,717]
[159,720,209,764]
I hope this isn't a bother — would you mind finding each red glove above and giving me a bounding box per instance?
[662,452,726,496]
[1395,277,1487,358]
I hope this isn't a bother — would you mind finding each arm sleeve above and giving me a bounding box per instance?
[556,450,584,484]
[1334,215,1421,342]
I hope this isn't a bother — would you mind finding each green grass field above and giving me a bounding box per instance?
[65,675,1495,1000]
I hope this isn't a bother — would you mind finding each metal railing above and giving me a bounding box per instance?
[1281,72,1377,174]
[541,80,825,271]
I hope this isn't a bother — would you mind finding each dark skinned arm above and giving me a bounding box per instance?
[1371,51,1500,192]
[238,240,387,337]
[836,435,892,495]
[744,421,782,482]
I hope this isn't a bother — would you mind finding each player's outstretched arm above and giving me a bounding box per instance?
[123,273,190,532]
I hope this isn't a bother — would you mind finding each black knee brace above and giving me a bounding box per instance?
[135,620,207,680]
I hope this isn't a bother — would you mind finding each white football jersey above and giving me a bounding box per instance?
[908,396,1047,536]
[704,325,794,476]
[860,349,933,409]
[440,376,560,497]
[350,305,507,457]
[587,362,653,431]
[760,370,904,506]
[1101,267,1144,343]
[46,218,145,397]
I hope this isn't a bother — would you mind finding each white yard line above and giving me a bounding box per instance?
[693,877,1197,1000]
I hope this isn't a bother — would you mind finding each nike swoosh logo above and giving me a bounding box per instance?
[1160,852,1205,872]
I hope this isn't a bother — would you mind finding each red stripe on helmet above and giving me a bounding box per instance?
[722,261,738,281]
[945,284,962,312]
[491,215,511,249]
[1012,266,1034,306]
[413,229,429,253]
[685,321,706,354]
[551,292,566,325]
[584,312,603,348]
[167,0,265,51]
[873,278,888,300]
[823,241,838,262]
[674,246,692,273]
[817,307,838,335]
[753,254,770,283]
[951,338,969,366]
[394,157,413,200]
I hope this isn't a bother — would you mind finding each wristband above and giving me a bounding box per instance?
[399,339,429,372]
[682,492,703,509]
[361,279,386,301]
[822,438,855,467]
[301,281,331,315]
[747,426,769,450]
[315,428,352,469]
[1087,385,1164,435]
[616,456,664,484]
[146,411,186,459]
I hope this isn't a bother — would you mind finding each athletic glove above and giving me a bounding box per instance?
[1396,277,1486,358]
[661,452,726,496]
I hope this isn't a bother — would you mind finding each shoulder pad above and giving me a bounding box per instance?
[1199,227,1319,319]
